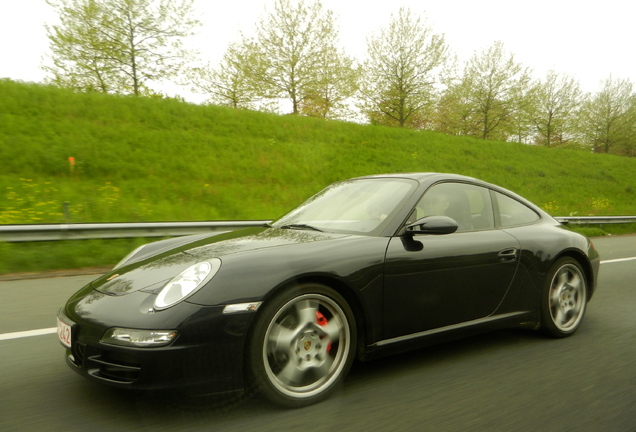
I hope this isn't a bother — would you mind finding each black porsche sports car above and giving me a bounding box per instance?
[57,173,600,407]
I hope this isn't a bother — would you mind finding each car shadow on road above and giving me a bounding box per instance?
[74,327,550,417]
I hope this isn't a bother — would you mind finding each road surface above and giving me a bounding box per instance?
[1,235,634,431]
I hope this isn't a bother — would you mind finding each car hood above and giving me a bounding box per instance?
[92,227,349,295]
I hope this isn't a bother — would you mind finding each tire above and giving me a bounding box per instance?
[541,257,588,338]
[248,283,356,408]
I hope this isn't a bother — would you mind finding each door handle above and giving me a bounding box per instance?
[498,248,518,263]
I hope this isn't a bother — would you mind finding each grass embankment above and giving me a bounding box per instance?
[1,79,635,274]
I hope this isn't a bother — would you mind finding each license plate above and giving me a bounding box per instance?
[57,317,72,348]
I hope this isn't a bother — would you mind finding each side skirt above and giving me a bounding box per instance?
[362,311,537,360]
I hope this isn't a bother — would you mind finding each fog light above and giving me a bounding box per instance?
[101,328,178,347]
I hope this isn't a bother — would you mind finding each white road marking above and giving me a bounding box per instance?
[0,327,57,341]
[600,257,636,264]
[1,257,634,343]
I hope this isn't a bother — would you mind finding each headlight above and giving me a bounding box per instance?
[154,259,221,310]
[101,328,178,347]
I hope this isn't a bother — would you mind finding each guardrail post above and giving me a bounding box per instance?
[63,203,71,222]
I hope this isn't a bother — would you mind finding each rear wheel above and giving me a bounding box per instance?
[248,283,356,407]
[541,257,587,337]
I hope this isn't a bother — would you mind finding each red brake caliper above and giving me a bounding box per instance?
[315,311,332,353]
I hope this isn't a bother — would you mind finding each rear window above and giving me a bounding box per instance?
[495,192,540,227]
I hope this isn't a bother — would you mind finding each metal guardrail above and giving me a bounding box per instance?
[554,216,636,225]
[0,217,634,242]
[0,221,272,242]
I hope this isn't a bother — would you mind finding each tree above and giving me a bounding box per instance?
[44,0,116,92]
[451,41,532,140]
[579,77,636,155]
[297,44,359,120]
[44,0,200,96]
[431,76,480,136]
[359,8,448,128]
[187,42,261,109]
[235,0,357,118]
[527,71,583,147]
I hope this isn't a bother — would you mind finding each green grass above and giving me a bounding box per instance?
[0,238,151,274]
[1,79,636,274]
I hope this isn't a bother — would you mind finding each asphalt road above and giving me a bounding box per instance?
[1,235,634,432]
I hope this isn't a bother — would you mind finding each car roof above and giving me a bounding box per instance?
[353,172,481,184]
[352,173,535,207]
[351,173,554,233]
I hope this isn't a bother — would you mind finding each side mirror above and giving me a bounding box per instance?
[406,216,458,235]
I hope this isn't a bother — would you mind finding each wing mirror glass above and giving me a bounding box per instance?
[406,216,458,235]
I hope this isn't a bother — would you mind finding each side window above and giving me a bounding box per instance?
[495,192,540,227]
[415,183,495,232]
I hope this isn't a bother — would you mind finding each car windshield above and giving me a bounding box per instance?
[272,178,417,235]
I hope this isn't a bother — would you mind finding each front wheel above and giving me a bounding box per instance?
[248,284,356,408]
[541,257,588,338]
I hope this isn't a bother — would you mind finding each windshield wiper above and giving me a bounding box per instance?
[279,223,323,232]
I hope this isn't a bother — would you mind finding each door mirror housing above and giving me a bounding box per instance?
[406,216,458,235]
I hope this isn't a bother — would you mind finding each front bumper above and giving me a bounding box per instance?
[58,289,257,394]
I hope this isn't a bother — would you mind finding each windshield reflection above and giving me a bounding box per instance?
[272,178,417,235]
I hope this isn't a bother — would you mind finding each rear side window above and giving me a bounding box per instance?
[495,192,540,227]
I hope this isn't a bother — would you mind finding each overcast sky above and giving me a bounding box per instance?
[1,0,635,99]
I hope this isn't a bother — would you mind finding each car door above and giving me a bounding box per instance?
[382,182,520,340]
